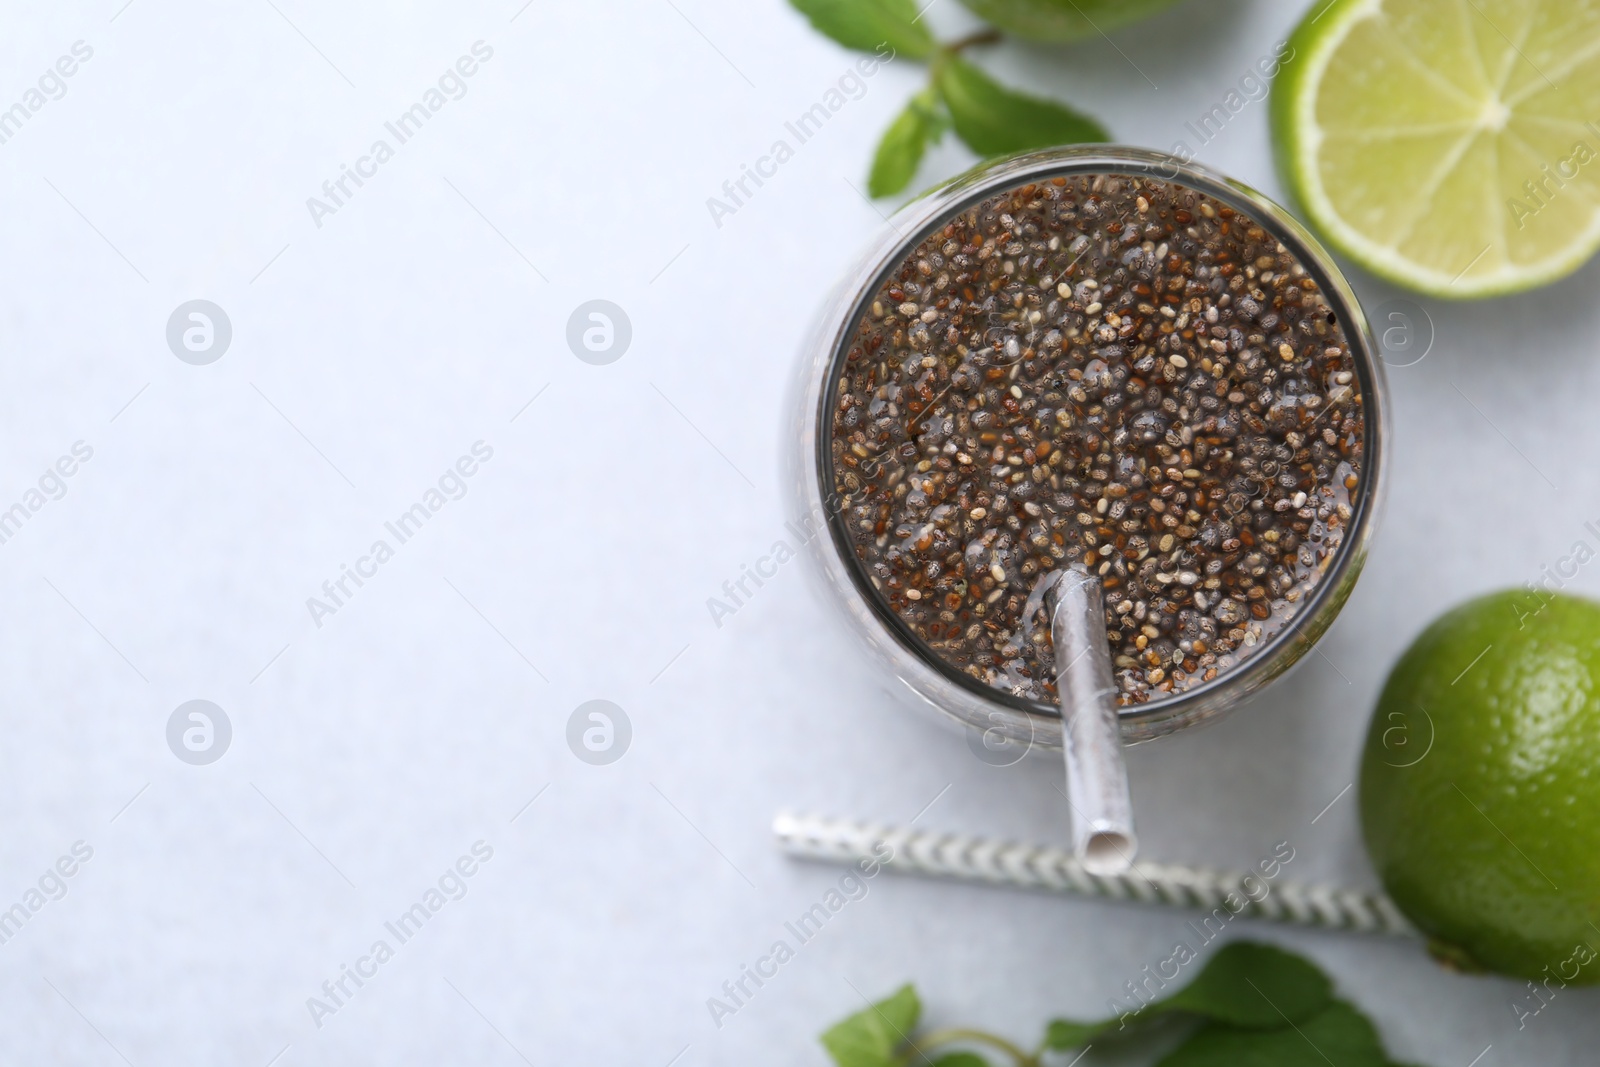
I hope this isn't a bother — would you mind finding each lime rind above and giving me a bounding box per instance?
[1360,590,1600,983]
[1273,0,1600,299]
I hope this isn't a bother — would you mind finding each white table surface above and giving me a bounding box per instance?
[2,0,1598,1063]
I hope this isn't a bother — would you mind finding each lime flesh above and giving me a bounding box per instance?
[1273,0,1600,298]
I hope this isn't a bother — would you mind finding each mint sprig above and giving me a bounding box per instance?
[818,942,1426,1067]
[787,0,1110,197]
[1157,1000,1422,1067]
[868,88,947,197]
[932,55,1106,159]
[1043,940,1334,1046]
[821,984,921,1067]
[789,0,937,61]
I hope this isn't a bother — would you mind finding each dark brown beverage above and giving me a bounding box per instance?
[826,173,1366,707]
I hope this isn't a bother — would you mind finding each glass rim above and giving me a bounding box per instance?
[811,145,1388,731]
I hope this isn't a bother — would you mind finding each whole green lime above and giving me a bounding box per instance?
[958,0,1185,41]
[1361,590,1600,982]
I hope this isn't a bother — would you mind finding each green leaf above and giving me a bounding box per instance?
[869,90,945,197]
[934,56,1108,157]
[1043,942,1334,1048]
[1042,1019,1101,1050]
[789,0,935,60]
[1154,1000,1398,1067]
[930,1054,991,1067]
[821,985,922,1067]
[1161,942,1333,1028]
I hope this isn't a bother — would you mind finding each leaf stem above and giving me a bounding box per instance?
[898,1027,1041,1067]
[943,29,1003,54]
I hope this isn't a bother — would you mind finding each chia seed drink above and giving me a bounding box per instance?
[802,151,1382,737]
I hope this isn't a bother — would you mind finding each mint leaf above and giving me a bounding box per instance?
[934,56,1107,157]
[1044,942,1334,1048]
[930,1054,991,1067]
[869,89,945,197]
[821,985,922,1067]
[789,0,935,60]
[1043,1019,1101,1050]
[1161,942,1333,1028]
[1154,1000,1397,1067]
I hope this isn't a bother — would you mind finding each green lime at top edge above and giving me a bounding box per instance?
[957,0,1186,42]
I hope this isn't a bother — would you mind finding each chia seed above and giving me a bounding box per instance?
[825,174,1367,707]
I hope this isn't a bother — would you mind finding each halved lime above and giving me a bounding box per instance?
[1273,0,1600,298]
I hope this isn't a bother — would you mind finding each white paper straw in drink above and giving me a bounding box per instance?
[1048,566,1138,874]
